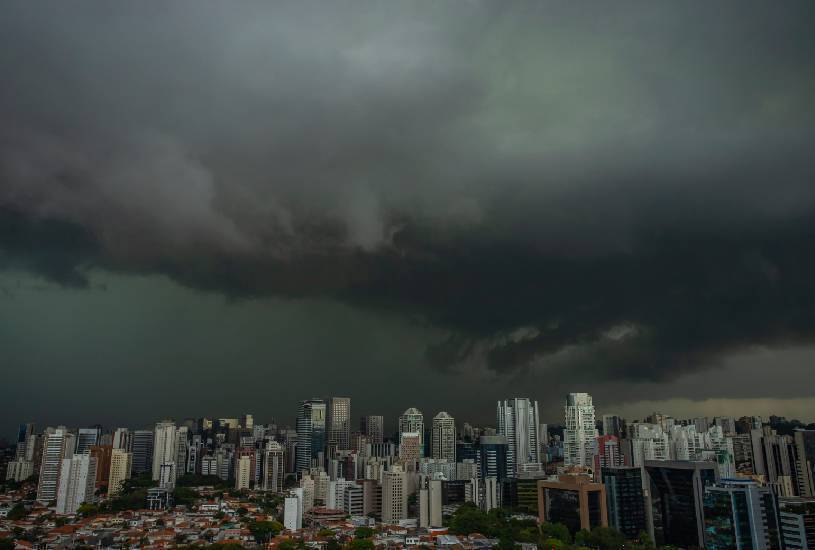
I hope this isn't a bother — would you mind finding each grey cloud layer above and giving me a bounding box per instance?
[2,1,815,384]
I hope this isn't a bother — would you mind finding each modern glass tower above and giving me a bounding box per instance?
[296,398,326,472]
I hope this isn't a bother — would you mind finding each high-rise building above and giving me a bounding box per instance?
[703,479,781,550]
[326,397,351,453]
[15,423,34,460]
[284,488,304,531]
[261,441,285,492]
[296,399,326,473]
[564,393,597,468]
[89,445,112,489]
[108,449,132,496]
[779,497,815,550]
[646,460,718,548]
[399,408,425,457]
[537,474,608,533]
[152,421,178,489]
[479,435,510,482]
[594,435,623,473]
[497,398,541,475]
[235,455,252,490]
[794,430,815,498]
[112,428,131,451]
[602,467,647,539]
[131,430,154,475]
[399,432,421,470]
[382,464,408,524]
[361,415,384,445]
[5,459,34,482]
[419,477,443,528]
[37,428,75,503]
[431,412,456,462]
[602,415,624,438]
[56,454,97,515]
[714,416,737,435]
[75,428,101,454]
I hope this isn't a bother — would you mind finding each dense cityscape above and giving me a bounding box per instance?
[1,394,814,549]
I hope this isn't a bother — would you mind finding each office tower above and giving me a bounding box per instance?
[382,464,408,524]
[261,441,285,492]
[399,408,425,456]
[56,454,97,515]
[152,421,178,488]
[112,428,131,451]
[703,479,781,549]
[296,398,327,472]
[479,435,510,481]
[89,445,112,489]
[108,449,132,496]
[497,398,541,475]
[235,455,252,490]
[795,430,815,498]
[241,414,254,430]
[131,430,154,475]
[399,432,421,470]
[74,428,100,454]
[602,467,647,539]
[602,415,624,438]
[419,477,443,528]
[564,393,598,468]
[326,397,351,453]
[646,460,718,548]
[5,459,34,482]
[284,488,304,531]
[37,428,75,503]
[538,474,608,532]
[361,415,384,445]
[431,412,456,462]
[779,497,815,549]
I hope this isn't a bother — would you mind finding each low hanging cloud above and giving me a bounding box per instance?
[2,1,815,384]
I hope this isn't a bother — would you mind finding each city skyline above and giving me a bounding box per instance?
[3,2,815,445]
[4,393,814,443]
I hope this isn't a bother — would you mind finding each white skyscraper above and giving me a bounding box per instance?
[399,408,425,456]
[37,428,75,503]
[564,393,598,467]
[431,412,456,462]
[56,454,97,514]
[152,420,178,488]
[497,398,541,475]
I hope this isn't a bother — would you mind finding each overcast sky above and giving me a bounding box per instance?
[2,1,815,438]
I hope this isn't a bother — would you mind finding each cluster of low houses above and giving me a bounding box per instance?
[1,485,510,549]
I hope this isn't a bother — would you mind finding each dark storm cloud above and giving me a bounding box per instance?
[2,1,815,386]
